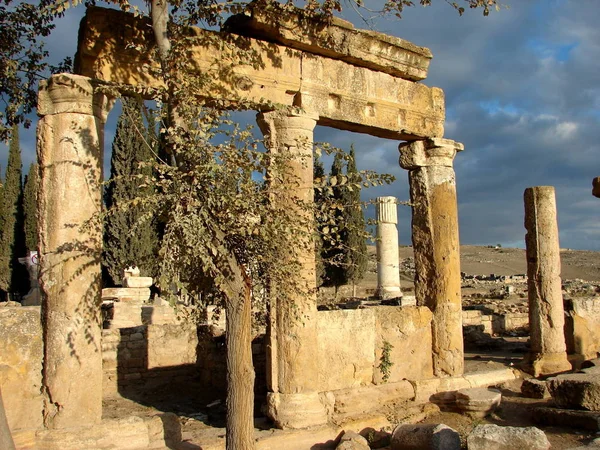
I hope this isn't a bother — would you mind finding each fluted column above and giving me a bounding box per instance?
[257,110,327,429]
[37,74,113,428]
[399,138,464,377]
[522,186,571,376]
[376,197,402,299]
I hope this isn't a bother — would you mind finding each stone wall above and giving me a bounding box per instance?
[317,306,433,392]
[0,306,43,432]
[565,297,600,365]
[462,309,529,335]
[103,324,199,397]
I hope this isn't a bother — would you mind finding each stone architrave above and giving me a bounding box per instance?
[256,110,327,429]
[375,197,402,300]
[37,74,113,428]
[522,186,571,377]
[399,138,464,377]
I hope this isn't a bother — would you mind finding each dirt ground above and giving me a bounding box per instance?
[102,245,600,449]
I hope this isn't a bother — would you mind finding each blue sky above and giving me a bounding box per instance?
[2,0,599,250]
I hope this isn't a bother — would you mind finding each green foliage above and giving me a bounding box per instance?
[341,145,367,288]
[313,153,327,287]
[23,163,39,252]
[0,125,27,296]
[0,1,72,141]
[378,340,394,383]
[102,97,161,286]
[322,151,347,289]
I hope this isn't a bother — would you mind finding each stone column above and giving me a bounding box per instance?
[522,186,571,376]
[376,196,402,300]
[37,74,113,428]
[257,110,327,429]
[398,138,464,377]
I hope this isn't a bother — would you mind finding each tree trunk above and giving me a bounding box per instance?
[0,387,16,450]
[225,276,255,449]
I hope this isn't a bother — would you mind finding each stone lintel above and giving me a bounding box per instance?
[38,74,113,121]
[224,0,432,81]
[399,138,464,170]
[75,7,444,141]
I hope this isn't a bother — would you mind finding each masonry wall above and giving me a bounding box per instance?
[565,297,600,365]
[0,306,43,432]
[317,306,434,392]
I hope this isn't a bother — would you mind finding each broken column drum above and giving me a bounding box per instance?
[257,110,328,429]
[376,197,402,300]
[523,186,571,377]
[399,138,465,378]
[37,74,114,428]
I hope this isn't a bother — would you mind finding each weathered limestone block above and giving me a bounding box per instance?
[225,0,432,81]
[521,378,550,399]
[37,73,113,428]
[522,186,571,377]
[565,298,600,365]
[533,406,600,432]
[76,7,445,140]
[0,307,43,432]
[317,309,375,391]
[375,197,402,300]
[122,276,153,288]
[373,306,433,384]
[547,373,600,411]
[146,324,197,369]
[391,423,460,450]
[455,387,501,418]
[399,138,464,377]
[330,380,415,416]
[102,287,151,303]
[335,430,370,450]
[257,110,326,429]
[467,424,550,450]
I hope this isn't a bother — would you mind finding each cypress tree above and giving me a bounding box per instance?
[103,98,159,286]
[0,125,27,298]
[341,145,367,296]
[323,151,347,291]
[313,153,326,287]
[23,163,39,252]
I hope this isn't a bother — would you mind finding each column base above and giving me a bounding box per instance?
[266,392,328,429]
[376,286,402,300]
[522,352,572,377]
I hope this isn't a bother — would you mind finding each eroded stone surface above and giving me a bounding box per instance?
[376,197,402,300]
[548,373,600,411]
[521,378,550,399]
[225,0,432,81]
[399,138,464,377]
[533,406,600,431]
[522,186,571,377]
[391,423,460,450]
[335,430,370,450]
[467,424,550,450]
[76,7,445,140]
[455,388,501,418]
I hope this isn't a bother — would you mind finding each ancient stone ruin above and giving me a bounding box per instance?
[2,2,600,449]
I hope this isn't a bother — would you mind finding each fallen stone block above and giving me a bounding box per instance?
[521,378,550,399]
[336,431,370,450]
[390,423,460,450]
[547,373,600,411]
[533,406,600,431]
[455,387,501,418]
[467,424,550,450]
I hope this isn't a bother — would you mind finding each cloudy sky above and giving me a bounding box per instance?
[2,0,599,250]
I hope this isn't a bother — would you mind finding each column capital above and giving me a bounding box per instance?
[376,196,398,224]
[398,138,464,170]
[256,109,318,137]
[38,74,114,122]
